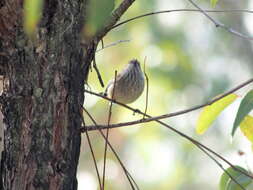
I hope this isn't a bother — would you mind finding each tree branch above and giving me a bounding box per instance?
[96,40,130,53]
[102,71,117,189]
[111,9,253,29]
[187,0,253,40]
[79,111,102,190]
[82,107,139,190]
[82,79,253,180]
[95,0,135,40]
[83,78,253,130]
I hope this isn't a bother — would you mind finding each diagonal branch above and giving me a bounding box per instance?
[83,105,245,189]
[79,111,103,190]
[187,0,253,40]
[111,9,253,29]
[82,86,253,180]
[195,142,246,190]
[95,0,135,40]
[83,78,253,130]
[96,39,130,53]
[102,71,117,189]
[82,106,139,190]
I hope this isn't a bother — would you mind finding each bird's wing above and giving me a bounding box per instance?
[104,73,123,96]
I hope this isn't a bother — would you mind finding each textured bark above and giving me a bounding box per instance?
[0,0,134,189]
[0,0,96,189]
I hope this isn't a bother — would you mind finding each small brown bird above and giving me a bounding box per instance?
[105,59,145,104]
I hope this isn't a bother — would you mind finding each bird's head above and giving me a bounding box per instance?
[129,59,140,67]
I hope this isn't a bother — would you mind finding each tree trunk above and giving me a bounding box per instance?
[0,0,134,189]
[0,0,96,189]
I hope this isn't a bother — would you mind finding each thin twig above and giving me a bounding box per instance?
[102,71,117,189]
[82,78,253,180]
[84,78,253,130]
[93,56,105,87]
[196,143,246,190]
[82,107,138,190]
[111,8,253,30]
[82,93,251,188]
[143,56,149,119]
[79,111,102,190]
[84,90,253,181]
[101,39,104,49]
[96,40,130,53]
[187,0,253,40]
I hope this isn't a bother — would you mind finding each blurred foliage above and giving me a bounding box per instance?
[84,0,115,37]
[23,0,43,38]
[79,0,253,189]
[211,0,220,7]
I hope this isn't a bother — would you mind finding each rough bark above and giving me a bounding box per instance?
[0,0,134,189]
[0,0,95,189]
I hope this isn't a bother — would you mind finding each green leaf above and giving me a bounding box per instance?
[196,94,237,134]
[23,0,44,37]
[232,90,253,136]
[240,115,253,143]
[211,0,219,7]
[219,166,252,190]
[85,0,115,36]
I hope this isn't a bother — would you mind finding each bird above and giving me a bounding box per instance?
[104,59,145,104]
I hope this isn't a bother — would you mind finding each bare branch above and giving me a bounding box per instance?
[112,8,253,28]
[143,57,149,119]
[83,79,253,180]
[82,107,139,190]
[196,143,246,190]
[82,106,244,190]
[79,111,102,190]
[187,0,253,40]
[96,40,130,53]
[102,71,117,189]
[84,78,253,130]
[92,56,105,88]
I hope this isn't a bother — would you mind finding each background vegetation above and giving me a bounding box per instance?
[78,0,253,189]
